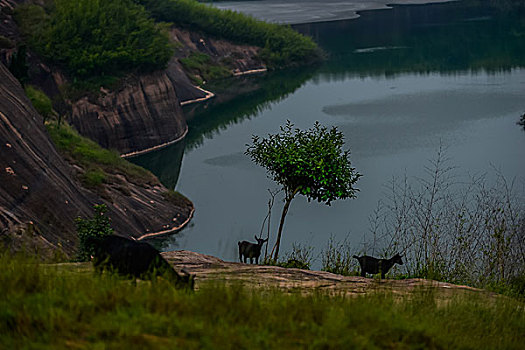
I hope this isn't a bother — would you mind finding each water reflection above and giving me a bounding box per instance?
[131,139,185,189]
[294,1,525,80]
[184,67,317,150]
[132,67,315,187]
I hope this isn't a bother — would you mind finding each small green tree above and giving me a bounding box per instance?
[76,204,114,261]
[245,121,361,260]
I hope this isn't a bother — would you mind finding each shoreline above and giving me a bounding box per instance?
[120,124,188,158]
[214,0,457,25]
[136,206,195,241]
[180,85,216,106]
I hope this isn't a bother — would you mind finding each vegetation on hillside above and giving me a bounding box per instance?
[13,0,320,86]
[24,85,54,120]
[75,204,114,262]
[179,52,231,84]
[15,0,173,80]
[137,0,322,68]
[46,121,159,189]
[1,252,524,349]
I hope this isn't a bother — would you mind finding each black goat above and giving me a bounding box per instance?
[353,253,403,278]
[88,235,194,289]
[238,236,268,264]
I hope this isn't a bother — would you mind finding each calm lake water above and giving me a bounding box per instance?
[132,1,525,265]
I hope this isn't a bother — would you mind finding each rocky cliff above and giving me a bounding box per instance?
[69,69,190,157]
[0,63,193,258]
[66,28,266,156]
[2,0,265,157]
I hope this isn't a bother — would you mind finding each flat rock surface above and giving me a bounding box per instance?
[162,250,485,297]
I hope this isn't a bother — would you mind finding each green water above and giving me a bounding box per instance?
[132,1,525,264]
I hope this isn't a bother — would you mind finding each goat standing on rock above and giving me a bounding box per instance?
[353,253,404,278]
[238,236,268,264]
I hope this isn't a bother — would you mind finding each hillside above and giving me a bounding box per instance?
[0,62,193,257]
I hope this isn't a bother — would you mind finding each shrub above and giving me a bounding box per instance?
[76,204,114,261]
[81,168,107,189]
[24,85,53,119]
[16,0,173,79]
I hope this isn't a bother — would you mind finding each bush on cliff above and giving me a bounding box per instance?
[16,0,173,79]
[137,0,322,68]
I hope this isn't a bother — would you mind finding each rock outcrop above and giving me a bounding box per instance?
[0,63,193,257]
[162,250,487,298]
[67,29,266,156]
[170,27,265,80]
[69,70,189,157]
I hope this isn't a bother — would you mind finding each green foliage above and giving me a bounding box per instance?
[246,121,361,205]
[76,204,114,261]
[24,85,54,119]
[137,0,322,68]
[1,252,525,349]
[246,121,361,260]
[16,0,173,79]
[46,121,159,187]
[81,168,107,188]
[180,52,231,83]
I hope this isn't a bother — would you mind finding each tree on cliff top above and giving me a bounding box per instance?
[245,121,361,261]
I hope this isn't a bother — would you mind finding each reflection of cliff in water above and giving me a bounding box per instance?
[130,139,185,189]
[130,67,314,188]
[294,0,525,81]
[183,67,316,150]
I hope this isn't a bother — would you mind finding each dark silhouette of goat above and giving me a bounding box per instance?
[238,236,268,264]
[353,253,404,278]
[88,235,194,289]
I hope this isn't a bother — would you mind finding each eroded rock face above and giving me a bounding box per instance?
[170,28,265,77]
[69,71,188,157]
[0,63,96,255]
[66,31,265,156]
[0,63,194,257]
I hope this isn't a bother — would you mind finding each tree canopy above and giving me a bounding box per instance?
[17,0,173,79]
[245,121,361,260]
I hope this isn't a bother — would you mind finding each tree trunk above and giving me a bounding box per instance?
[272,188,300,261]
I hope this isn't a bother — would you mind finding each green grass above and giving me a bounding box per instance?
[179,52,231,84]
[46,121,159,187]
[24,85,54,119]
[1,252,524,349]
